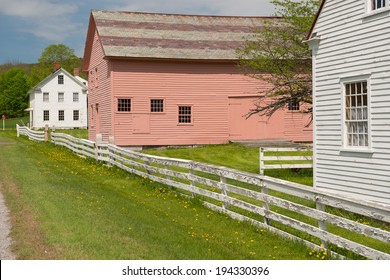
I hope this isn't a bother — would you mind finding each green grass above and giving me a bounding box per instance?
[0,131,315,260]
[54,128,88,139]
[1,116,29,130]
[143,143,390,259]
[144,143,313,186]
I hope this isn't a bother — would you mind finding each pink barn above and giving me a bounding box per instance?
[82,10,312,146]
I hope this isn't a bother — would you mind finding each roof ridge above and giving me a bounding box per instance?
[91,9,281,20]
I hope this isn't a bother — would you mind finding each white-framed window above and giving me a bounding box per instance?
[73,92,79,102]
[58,92,64,102]
[58,75,64,85]
[150,99,164,112]
[73,110,79,121]
[59,110,65,121]
[344,80,369,148]
[43,92,49,102]
[117,98,131,112]
[43,110,49,121]
[372,0,387,10]
[178,105,192,124]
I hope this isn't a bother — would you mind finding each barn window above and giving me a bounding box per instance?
[117,98,131,112]
[288,101,300,111]
[58,110,65,121]
[58,92,64,102]
[43,92,49,102]
[344,81,369,147]
[58,75,64,84]
[43,110,49,121]
[73,110,79,121]
[150,99,164,112]
[178,106,192,124]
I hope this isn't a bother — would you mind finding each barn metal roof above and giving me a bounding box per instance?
[91,10,281,61]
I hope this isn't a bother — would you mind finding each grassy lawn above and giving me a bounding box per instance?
[144,144,313,186]
[1,116,29,130]
[0,130,316,260]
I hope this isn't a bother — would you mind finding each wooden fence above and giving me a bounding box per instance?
[19,128,390,259]
[16,124,46,142]
[259,147,313,175]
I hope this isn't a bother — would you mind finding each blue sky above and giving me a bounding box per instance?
[0,0,275,64]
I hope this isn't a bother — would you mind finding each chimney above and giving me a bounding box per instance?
[53,61,61,72]
[73,68,80,77]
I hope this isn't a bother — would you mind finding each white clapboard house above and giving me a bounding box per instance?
[27,67,88,129]
[307,0,390,204]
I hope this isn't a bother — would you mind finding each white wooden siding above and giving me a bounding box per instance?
[311,0,390,204]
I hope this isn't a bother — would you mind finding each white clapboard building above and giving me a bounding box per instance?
[307,0,390,204]
[28,67,88,129]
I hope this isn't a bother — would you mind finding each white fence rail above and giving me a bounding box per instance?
[18,129,390,259]
[16,124,46,142]
[259,147,313,175]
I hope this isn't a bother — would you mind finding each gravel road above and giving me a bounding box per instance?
[0,189,16,259]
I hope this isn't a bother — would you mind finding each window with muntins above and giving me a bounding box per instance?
[73,92,79,102]
[59,110,65,121]
[150,99,164,112]
[73,110,79,121]
[43,110,49,121]
[288,101,300,111]
[58,75,64,84]
[58,92,64,102]
[178,106,192,124]
[345,81,369,147]
[372,0,387,10]
[43,92,49,102]
[117,98,131,112]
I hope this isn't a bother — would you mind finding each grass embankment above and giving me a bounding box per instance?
[0,131,314,260]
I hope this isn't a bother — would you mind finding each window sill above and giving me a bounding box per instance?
[339,148,374,155]
[362,7,390,21]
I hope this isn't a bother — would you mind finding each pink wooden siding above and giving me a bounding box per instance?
[109,60,312,146]
[87,30,113,142]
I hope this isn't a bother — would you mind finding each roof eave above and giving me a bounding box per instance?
[307,0,326,40]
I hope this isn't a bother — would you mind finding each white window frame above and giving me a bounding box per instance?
[73,92,79,102]
[58,75,64,85]
[58,110,65,121]
[43,92,49,102]
[43,110,49,121]
[340,75,371,151]
[58,92,64,103]
[366,0,389,13]
[73,110,79,121]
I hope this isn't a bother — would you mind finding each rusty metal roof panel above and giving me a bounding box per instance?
[92,10,280,60]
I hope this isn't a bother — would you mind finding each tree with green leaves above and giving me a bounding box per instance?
[0,68,31,118]
[30,44,83,86]
[237,0,321,119]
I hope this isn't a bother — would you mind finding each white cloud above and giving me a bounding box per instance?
[0,0,80,41]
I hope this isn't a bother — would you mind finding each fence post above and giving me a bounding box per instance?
[189,163,196,198]
[220,174,229,210]
[165,164,171,181]
[16,124,20,137]
[259,147,265,175]
[44,125,49,142]
[316,196,329,249]
[261,180,271,225]
[95,134,103,161]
